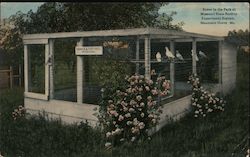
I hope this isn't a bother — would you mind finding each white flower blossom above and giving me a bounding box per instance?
[106,132,112,138]
[123,107,128,112]
[140,113,145,118]
[148,114,154,118]
[208,108,213,112]
[152,118,156,124]
[114,128,122,134]
[118,115,124,121]
[129,108,135,113]
[126,121,132,125]
[101,88,105,92]
[125,113,131,118]
[108,100,113,104]
[139,122,145,129]
[136,95,142,101]
[139,87,143,92]
[131,136,136,142]
[147,96,152,101]
[120,138,125,142]
[140,102,145,107]
[133,118,138,125]
[105,142,112,147]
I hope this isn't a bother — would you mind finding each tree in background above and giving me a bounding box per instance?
[225,29,249,48]
[0,18,23,65]
[0,2,183,66]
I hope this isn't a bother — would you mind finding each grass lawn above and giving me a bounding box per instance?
[0,53,249,157]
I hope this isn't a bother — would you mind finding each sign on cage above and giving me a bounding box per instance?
[75,46,103,55]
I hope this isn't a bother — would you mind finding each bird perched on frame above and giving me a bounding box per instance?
[176,50,184,61]
[156,52,162,62]
[191,49,199,61]
[199,50,207,58]
[165,47,175,60]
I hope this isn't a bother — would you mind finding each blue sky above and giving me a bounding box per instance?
[0,2,44,18]
[159,3,249,36]
[0,2,249,36]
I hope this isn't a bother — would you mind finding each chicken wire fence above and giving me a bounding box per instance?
[27,36,220,104]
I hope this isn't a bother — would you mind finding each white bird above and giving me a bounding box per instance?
[199,50,207,58]
[176,50,184,61]
[165,47,175,59]
[156,52,162,62]
[191,49,199,61]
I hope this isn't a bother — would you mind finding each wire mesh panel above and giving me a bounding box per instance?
[197,41,219,83]
[53,38,78,102]
[150,41,170,78]
[174,42,193,99]
[82,36,137,104]
[50,36,220,104]
[27,44,45,94]
[175,42,193,82]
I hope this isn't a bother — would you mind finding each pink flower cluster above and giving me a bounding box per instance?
[100,72,171,147]
[12,105,26,120]
[188,74,226,118]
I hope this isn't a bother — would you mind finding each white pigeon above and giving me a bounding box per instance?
[156,52,162,62]
[191,49,199,61]
[176,50,184,61]
[165,47,175,59]
[199,50,207,58]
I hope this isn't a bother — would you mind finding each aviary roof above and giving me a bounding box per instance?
[22,27,224,42]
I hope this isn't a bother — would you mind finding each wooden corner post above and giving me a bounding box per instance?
[136,36,140,74]
[49,39,54,99]
[192,38,197,75]
[144,36,151,79]
[77,38,84,104]
[45,43,50,97]
[170,40,175,96]
[24,45,28,92]
[218,40,223,95]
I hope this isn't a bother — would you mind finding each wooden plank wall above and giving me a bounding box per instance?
[0,65,22,89]
[0,69,9,88]
[222,42,237,95]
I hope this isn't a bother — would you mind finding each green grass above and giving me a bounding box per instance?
[0,53,249,157]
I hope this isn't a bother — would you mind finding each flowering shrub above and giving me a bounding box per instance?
[187,74,226,118]
[98,72,171,147]
[12,105,26,120]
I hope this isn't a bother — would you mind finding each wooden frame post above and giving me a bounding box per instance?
[24,45,28,92]
[9,66,13,89]
[136,37,140,74]
[49,39,54,99]
[18,64,22,87]
[77,38,84,104]
[23,40,50,100]
[170,40,175,95]
[45,44,49,97]
[218,40,223,95]
[192,38,197,75]
[144,36,151,79]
